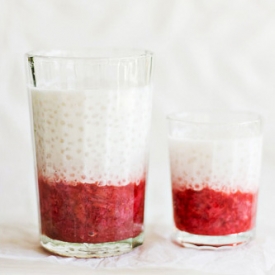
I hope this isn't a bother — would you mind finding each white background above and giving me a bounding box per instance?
[1,1,275,274]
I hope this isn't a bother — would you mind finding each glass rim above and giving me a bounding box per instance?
[25,47,153,61]
[167,111,262,126]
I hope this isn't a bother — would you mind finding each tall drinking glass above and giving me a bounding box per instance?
[168,112,262,248]
[26,49,153,257]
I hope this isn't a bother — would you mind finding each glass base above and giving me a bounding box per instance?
[172,229,255,249]
[40,232,144,258]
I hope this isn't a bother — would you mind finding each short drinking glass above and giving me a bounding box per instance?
[168,112,262,248]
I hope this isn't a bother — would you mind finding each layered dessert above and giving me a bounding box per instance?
[31,87,152,243]
[169,137,262,236]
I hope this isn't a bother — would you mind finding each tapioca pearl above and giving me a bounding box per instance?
[70,166,78,172]
[195,170,202,176]
[91,112,99,119]
[69,172,75,178]
[59,119,67,126]
[87,142,95,148]
[97,180,106,186]
[66,123,74,129]
[45,153,52,159]
[61,101,67,108]
[98,105,107,112]
[186,183,193,189]
[87,175,96,182]
[51,128,57,134]
[66,155,72,160]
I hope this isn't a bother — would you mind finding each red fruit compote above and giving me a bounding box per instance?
[38,176,146,244]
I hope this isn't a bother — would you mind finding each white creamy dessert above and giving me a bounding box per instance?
[31,87,152,185]
[169,136,262,192]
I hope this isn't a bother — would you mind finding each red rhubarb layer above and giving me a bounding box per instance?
[38,176,145,243]
[172,185,258,235]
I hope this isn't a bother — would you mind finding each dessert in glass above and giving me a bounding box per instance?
[167,112,262,248]
[26,49,153,257]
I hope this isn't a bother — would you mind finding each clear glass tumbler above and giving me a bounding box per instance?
[167,112,262,248]
[26,49,153,257]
